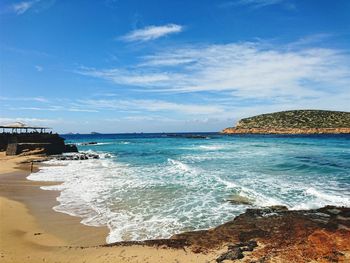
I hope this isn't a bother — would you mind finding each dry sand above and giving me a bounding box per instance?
[0,152,219,263]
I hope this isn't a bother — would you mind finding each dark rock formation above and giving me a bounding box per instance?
[1,133,78,155]
[216,246,244,262]
[55,152,100,160]
[226,194,254,205]
[166,134,209,139]
[81,142,98,146]
[216,241,258,262]
[222,110,350,134]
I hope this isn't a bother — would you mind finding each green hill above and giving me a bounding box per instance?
[236,110,350,129]
[222,110,350,134]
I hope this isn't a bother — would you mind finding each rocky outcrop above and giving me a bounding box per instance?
[222,110,350,134]
[173,206,350,262]
[106,206,350,262]
[1,133,77,155]
[80,142,98,145]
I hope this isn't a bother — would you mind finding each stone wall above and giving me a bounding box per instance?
[0,133,78,155]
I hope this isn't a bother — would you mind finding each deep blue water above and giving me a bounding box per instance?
[28,133,350,242]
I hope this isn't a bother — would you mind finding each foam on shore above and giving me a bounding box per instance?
[27,135,350,243]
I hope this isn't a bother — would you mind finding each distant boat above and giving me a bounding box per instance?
[91,132,101,134]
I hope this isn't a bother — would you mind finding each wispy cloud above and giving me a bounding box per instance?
[35,65,43,72]
[77,99,224,115]
[0,96,48,102]
[120,24,183,42]
[78,39,350,102]
[77,67,184,89]
[10,0,56,15]
[4,96,223,116]
[12,0,39,15]
[287,33,332,48]
[9,106,99,113]
[220,0,294,9]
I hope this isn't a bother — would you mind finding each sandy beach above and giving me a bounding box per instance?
[1,151,350,263]
[0,152,219,263]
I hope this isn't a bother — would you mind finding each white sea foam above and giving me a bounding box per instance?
[199,145,225,150]
[215,176,237,188]
[30,153,243,242]
[167,158,194,174]
[291,187,350,210]
[26,137,350,243]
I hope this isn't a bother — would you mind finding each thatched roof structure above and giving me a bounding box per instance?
[0,122,51,133]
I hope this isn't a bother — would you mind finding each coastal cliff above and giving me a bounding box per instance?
[222,110,350,134]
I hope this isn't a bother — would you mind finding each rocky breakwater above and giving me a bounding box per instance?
[222,110,350,135]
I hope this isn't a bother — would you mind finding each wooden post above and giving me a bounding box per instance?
[30,162,34,173]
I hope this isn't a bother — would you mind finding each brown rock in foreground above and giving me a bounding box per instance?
[175,206,350,262]
[107,206,350,262]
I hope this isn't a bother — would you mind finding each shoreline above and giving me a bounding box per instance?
[0,152,219,263]
[0,153,109,246]
[1,152,350,262]
[221,127,350,134]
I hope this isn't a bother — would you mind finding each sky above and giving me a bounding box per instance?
[0,0,350,133]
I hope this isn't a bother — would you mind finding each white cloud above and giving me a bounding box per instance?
[238,0,283,7]
[12,1,38,15]
[77,67,184,89]
[79,41,350,101]
[121,24,183,42]
[0,96,48,102]
[220,0,290,9]
[4,96,220,115]
[9,106,99,113]
[77,99,224,115]
[35,65,43,72]
[10,0,56,15]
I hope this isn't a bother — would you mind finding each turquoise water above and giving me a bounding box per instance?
[28,133,350,242]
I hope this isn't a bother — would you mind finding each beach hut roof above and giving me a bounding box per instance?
[0,122,51,130]
[4,122,27,128]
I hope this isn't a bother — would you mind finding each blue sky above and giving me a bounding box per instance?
[1,0,349,133]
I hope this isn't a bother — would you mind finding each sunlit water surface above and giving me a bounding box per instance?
[28,133,350,242]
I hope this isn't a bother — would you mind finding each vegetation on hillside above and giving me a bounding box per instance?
[235,110,350,129]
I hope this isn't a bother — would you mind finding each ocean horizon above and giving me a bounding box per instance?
[28,133,350,243]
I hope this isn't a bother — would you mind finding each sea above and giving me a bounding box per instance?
[27,133,350,243]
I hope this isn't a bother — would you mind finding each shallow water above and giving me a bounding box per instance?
[28,133,350,243]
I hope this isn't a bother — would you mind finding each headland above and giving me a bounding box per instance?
[222,110,350,134]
